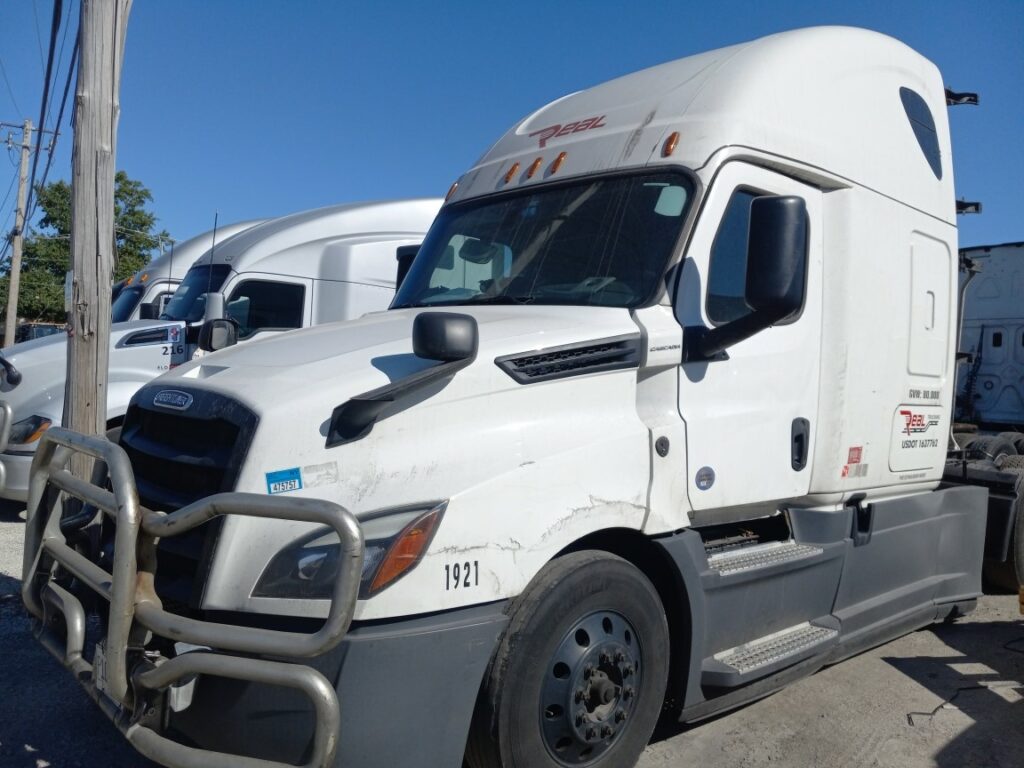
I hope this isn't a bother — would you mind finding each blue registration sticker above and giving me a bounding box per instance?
[266,467,303,495]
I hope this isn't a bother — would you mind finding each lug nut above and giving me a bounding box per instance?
[583,664,594,679]
[586,727,596,740]
[599,652,610,665]
[614,651,625,663]
[574,689,584,703]
[615,710,626,723]
[575,713,584,726]
[601,725,614,738]
[623,686,634,700]
[623,664,634,677]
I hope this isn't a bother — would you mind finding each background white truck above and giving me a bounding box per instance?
[944,241,1024,590]
[23,27,989,768]
[110,220,263,324]
[0,199,439,501]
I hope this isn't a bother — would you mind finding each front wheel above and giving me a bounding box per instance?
[466,551,669,768]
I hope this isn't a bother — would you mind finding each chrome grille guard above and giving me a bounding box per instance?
[21,426,364,768]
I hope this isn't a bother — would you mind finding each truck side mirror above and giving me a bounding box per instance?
[138,302,160,320]
[395,244,420,289]
[203,292,226,322]
[686,195,807,362]
[413,312,478,362]
[745,196,807,319]
[198,318,239,352]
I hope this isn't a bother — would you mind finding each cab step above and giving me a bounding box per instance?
[706,540,823,576]
[701,619,839,688]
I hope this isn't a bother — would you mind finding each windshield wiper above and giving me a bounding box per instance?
[466,295,535,305]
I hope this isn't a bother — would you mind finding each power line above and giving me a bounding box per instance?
[45,0,74,124]
[29,34,77,219]
[0,57,22,115]
[30,0,47,72]
[23,0,63,231]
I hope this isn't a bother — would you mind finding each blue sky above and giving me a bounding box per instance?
[1,0,1021,251]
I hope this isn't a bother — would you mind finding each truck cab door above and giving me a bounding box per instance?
[220,273,313,344]
[675,163,822,516]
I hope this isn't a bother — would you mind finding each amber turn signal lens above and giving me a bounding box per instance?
[662,131,680,158]
[368,506,444,596]
[549,152,567,174]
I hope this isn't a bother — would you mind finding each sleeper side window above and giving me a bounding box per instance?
[226,280,305,339]
[706,189,759,325]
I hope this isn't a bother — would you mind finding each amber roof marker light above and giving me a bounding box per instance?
[662,132,680,158]
[503,162,521,184]
[445,182,458,201]
[549,152,567,175]
[526,157,544,179]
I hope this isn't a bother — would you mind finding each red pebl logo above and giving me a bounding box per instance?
[528,115,607,148]
[899,410,940,435]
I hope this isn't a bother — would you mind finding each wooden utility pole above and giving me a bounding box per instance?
[64,0,132,450]
[4,119,33,346]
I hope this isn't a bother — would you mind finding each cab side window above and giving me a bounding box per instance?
[226,280,305,339]
[706,189,759,325]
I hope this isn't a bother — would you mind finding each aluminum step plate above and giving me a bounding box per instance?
[706,540,822,576]
[714,622,838,675]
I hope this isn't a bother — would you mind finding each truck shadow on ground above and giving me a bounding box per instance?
[883,618,1024,768]
[0,573,157,768]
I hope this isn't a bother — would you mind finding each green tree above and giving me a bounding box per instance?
[1,171,170,321]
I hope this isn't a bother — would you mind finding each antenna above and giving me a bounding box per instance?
[206,211,219,297]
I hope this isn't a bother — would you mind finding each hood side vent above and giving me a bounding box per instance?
[496,333,642,384]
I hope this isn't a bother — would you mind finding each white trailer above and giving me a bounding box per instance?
[0,200,439,501]
[956,241,1024,427]
[23,28,988,768]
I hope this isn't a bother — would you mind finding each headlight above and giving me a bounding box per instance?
[253,502,445,600]
[8,415,52,449]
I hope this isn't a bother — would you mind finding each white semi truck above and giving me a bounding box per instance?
[23,28,988,768]
[944,241,1024,590]
[0,200,438,501]
[112,220,264,324]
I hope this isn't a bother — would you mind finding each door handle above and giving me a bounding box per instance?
[791,418,810,471]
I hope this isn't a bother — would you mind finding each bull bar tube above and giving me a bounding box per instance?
[21,427,365,768]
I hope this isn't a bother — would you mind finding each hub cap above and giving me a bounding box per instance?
[540,610,642,765]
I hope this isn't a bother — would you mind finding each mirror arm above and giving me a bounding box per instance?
[683,307,789,363]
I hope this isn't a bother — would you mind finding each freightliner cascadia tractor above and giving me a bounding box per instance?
[23,27,988,768]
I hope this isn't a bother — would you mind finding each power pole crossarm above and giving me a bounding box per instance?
[64,0,133,456]
[4,119,33,347]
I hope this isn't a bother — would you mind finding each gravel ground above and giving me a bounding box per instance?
[1,503,1021,768]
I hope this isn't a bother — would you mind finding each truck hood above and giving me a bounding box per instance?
[167,305,640,410]
[0,319,185,415]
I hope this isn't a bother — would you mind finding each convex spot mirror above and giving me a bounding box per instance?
[198,318,239,353]
[690,195,807,361]
[138,302,159,320]
[413,312,478,362]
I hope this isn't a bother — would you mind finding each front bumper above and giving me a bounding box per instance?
[22,427,365,768]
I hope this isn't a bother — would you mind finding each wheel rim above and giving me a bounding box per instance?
[539,610,642,765]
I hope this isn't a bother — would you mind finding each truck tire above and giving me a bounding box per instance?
[996,455,1024,471]
[466,551,669,768]
[997,432,1024,456]
[966,435,1017,462]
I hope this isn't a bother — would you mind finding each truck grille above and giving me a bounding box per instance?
[120,385,259,609]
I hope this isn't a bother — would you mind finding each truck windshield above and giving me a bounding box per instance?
[160,264,232,322]
[393,171,692,309]
[111,283,145,323]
